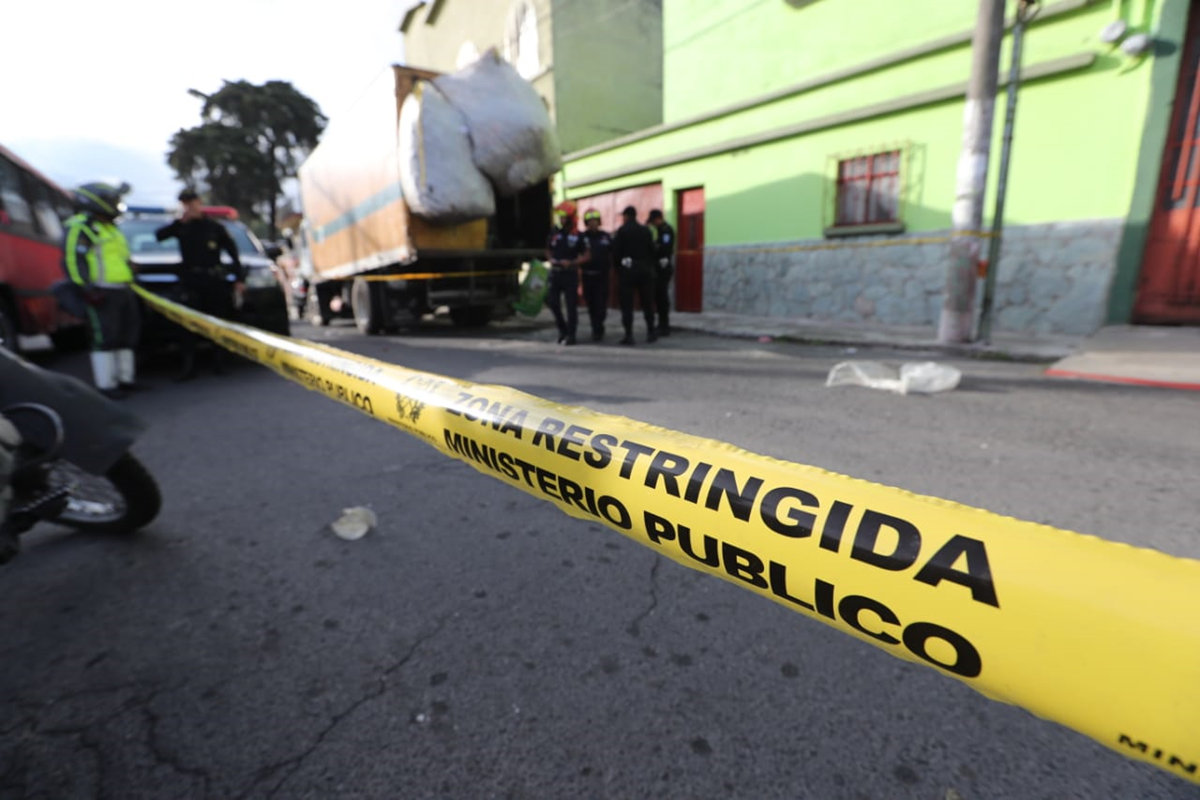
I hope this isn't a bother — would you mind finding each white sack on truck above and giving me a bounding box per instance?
[398,81,496,221]
[433,49,563,197]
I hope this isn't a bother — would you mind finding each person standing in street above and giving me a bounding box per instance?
[155,189,245,380]
[544,200,590,346]
[647,209,675,337]
[579,208,613,342]
[63,181,142,399]
[611,205,657,346]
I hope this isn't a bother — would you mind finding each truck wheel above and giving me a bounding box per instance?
[450,306,492,328]
[351,278,385,335]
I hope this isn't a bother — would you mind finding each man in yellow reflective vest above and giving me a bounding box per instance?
[63,182,142,399]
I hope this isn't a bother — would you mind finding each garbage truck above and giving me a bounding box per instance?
[296,57,557,333]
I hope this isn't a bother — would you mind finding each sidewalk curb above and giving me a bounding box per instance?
[1045,368,1200,391]
[671,324,1072,364]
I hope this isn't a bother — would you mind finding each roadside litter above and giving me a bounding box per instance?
[331,506,377,540]
[825,360,962,395]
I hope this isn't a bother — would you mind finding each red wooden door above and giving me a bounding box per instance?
[675,187,704,312]
[1136,4,1200,323]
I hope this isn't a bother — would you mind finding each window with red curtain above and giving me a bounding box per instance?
[834,150,900,226]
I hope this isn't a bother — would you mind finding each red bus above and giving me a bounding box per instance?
[0,143,84,352]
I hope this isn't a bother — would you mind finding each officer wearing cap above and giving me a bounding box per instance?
[63,181,141,398]
[611,205,657,345]
[155,188,245,379]
[579,208,613,342]
[544,200,591,345]
[647,209,675,337]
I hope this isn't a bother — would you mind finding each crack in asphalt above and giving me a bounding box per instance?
[15,716,106,798]
[0,714,33,739]
[141,691,214,795]
[625,555,662,637]
[0,716,38,796]
[1,679,218,797]
[236,616,451,799]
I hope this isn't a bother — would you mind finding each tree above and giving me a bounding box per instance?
[167,80,326,238]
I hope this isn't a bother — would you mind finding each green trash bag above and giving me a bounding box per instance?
[514,259,550,317]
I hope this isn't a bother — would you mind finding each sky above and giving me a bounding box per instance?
[2,1,417,208]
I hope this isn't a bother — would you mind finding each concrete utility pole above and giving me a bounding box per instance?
[938,0,1007,344]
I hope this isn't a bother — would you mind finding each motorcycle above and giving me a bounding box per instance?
[0,348,161,563]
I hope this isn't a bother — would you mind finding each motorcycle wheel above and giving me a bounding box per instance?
[51,453,162,534]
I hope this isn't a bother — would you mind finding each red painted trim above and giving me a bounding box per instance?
[1044,368,1200,391]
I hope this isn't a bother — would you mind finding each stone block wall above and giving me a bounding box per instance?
[702,219,1123,335]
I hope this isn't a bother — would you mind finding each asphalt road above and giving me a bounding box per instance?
[2,315,1197,799]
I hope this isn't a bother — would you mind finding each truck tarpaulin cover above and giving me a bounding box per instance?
[433,49,563,197]
[399,81,496,221]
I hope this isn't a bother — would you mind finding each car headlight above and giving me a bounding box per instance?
[243,268,278,289]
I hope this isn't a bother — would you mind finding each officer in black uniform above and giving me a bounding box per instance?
[544,200,590,346]
[579,208,613,342]
[647,209,675,337]
[611,205,657,345]
[155,189,245,379]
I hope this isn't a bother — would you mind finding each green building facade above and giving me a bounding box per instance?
[562,0,1193,335]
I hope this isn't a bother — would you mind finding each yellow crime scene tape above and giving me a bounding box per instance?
[135,285,1200,783]
[355,269,520,281]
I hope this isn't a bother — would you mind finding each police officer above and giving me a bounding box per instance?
[155,188,245,379]
[63,181,141,398]
[611,205,657,345]
[647,209,675,337]
[579,208,613,342]
[544,200,591,346]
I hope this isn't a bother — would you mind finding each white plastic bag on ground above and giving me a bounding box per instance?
[399,81,496,221]
[826,361,908,394]
[331,506,377,541]
[825,360,961,395]
[900,361,963,393]
[433,49,563,197]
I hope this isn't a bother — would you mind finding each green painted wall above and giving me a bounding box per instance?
[553,0,663,152]
[565,0,1165,247]
[663,0,975,121]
